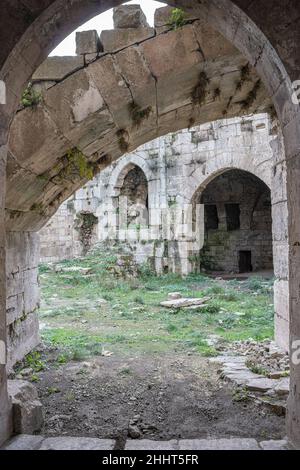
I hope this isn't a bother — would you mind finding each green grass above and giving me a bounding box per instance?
[38,249,275,362]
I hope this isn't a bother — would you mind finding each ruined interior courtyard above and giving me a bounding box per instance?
[1,0,300,452]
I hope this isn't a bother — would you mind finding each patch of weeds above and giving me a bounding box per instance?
[246,360,269,377]
[24,351,45,372]
[134,296,145,305]
[206,285,225,296]
[55,148,94,183]
[39,263,51,274]
[21,83,42,108]
[128,101,152,127]
[191,72,210,106]
[56,353,69,365]
[168,8,187,30]
[232,386,251,403]
[200,302,221,314]
[219,290,240,302]
[166,323,178,334]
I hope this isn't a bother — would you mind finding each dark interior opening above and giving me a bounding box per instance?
[226,203,240,231]
[205,204,219,230]
[239,250,253,273]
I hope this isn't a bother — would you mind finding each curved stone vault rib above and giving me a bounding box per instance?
[7,18,271,232]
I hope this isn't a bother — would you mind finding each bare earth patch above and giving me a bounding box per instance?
[35,352,285,446]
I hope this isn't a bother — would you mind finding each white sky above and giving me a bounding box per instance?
[51,0,167,56]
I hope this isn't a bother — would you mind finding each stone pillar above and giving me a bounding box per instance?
[0,144,12,445]
[286,140,300,447]
[270,127,290,352]
[6,232,40,371]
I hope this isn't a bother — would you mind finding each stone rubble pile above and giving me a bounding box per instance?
[231,339,290,377]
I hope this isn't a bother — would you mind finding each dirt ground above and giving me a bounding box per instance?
[35,351,285,447]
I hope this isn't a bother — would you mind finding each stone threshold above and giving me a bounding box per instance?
[1,435,290,451]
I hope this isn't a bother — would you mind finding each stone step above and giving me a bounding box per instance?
[1,435,290,451]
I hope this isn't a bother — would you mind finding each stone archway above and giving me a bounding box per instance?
[1,0,300,447]
[195,169,273,275]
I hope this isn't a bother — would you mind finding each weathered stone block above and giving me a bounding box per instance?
[113,5,148,29]
[2,434,44,450]
[32,56,84,81]
[76,30,102,55]
[8,380,43,434]
[40,437,115,450]
[101,27,154,53]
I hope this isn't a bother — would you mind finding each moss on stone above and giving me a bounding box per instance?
[191,72,210,106]
[128,101,152,127]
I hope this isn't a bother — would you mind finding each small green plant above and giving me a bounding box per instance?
[30,374,39,383]
[168,8,187,30]
[25,351,45,372]
[47,387,60,395]
[232,386,251,403]
[21,83,42,108]
[246,360,269,377]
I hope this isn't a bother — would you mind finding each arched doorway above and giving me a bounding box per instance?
[197,170,273,275]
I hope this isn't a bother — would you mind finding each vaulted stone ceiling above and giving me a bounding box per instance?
[6,15,272,232]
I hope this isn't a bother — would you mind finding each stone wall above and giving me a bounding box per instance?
[6,232,40,370]
[40,113,275,276]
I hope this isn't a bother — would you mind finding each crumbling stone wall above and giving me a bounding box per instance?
[199,170,273,273]
[6,232,40,370]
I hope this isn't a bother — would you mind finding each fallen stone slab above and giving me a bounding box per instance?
[222,370,260,386]
[2,435,44,450]
[125,440,178,450]
[274,378,290,397]
[160,297,210,309]
[40,437,115,450]
[57,266,92,275]
[8,380,43,434]
[245,377,275,393]
[113,5,149,29]
[183,304,209,311]
[259,440,289,450]
[178,438,260,450]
